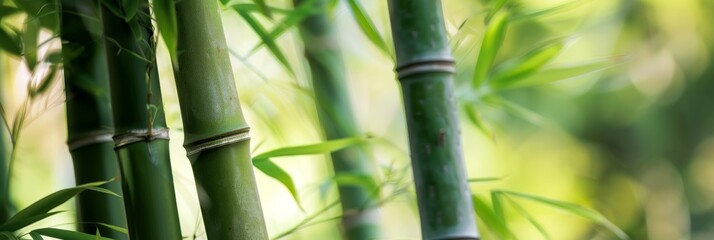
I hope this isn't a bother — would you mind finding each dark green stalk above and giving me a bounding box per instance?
[387,0,479,239]
[100,3,182,239]
[172,0,268,239]
[294,0,379,238]
[58,0,127,237]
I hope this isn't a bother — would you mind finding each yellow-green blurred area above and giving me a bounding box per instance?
[1,0,714,239]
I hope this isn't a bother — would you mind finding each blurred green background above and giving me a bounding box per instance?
[1,0,714,239]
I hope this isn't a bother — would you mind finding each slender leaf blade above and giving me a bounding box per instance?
[493,57,626,89]
[472,11,508,88]
[236,10,295,76]
[345,0,390,56]
[153,0,178,67]
[490,36,576,87]
[500,190,630,240]
[0,211,64,232]
[23,19,41,71]
[252,0,272,18]
[472,195,512,239]
[32,228,113,240]
[0,26,21,56]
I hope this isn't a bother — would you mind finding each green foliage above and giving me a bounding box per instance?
[153,0,178,67]
[252,136,371,207]
[344,0,391,57]
[472,11,509,88]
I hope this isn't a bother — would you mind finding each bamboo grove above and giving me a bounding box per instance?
[0,0,634,239]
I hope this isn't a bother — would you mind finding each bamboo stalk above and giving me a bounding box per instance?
[100,3,182,239]
[294,0,379,238]
[58,0,127,237]
[171,0,268,239]
[387,0,479,239]
[0,64,9,223]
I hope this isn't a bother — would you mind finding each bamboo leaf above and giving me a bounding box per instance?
[0,211,64,232]
[29,64,59,98]
[485,0,508,23]
[472,195,512,239]
[122,0,140,21]
[23,19,41,71]
[227,3,292,15]
[99,0,123,19]
[251,0,272,18]
[253,137,370,206]
[32,228,113,240]
[153,0,178,67]
[95,223,128,235]
[235,10,295,76]
[345,0,391,56]
[463,103,493,137]
[492,57,626,90]
[472,11,508,88]
[497,190,630,240]
[512,0,589,22]
[3,181,113,229]
[467,177,502,183]
[0,232,19,240]
[485,97,544,125]
[505,195,551,239]
[489,36,576,87]
[28,232,43,240]
[0,6,22,20]
[242,0,319,57]
[11,0,58,30]
[0,25,22,56]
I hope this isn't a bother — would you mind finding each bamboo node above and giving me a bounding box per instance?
[396,59,455,79]
[184,127,251,156]
[113,128,170,148]
[67,130,114,150]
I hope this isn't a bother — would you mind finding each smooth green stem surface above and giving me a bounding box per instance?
[172,0,268,239]
[0,74,9,223]
[101,3,182,239]
[295,0,379,238]
[59,1,127,237]
[388,0,479,239]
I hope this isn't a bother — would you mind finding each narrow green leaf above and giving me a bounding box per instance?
[333,173,378,193]
[99,0,123,19]
[485,96,544,125]
[485,0,508,23]
[512,0,589,22]
[345,0,391,57]
[472,195,512,239]
[492,57,626,90]
[29,64,59,98]
[0,211,64,232]
[467,177,502,183]
[95,229,101,240]
[251,0,272,18]
[44,51,63,64]
[253,137,370,206]
[463,103,493,138]
[490,36,576,87]
[4,181,112,228]
[226,3,292,15]
[153,0,178,67]
[0,6,21,20]
[32,228,113,240]
[28,232,43,240]
[23,19,41,71]
[236,10,295,76]
[498,190,630,240]
[242,0,319,57]
[122,0,140,21]
[0,26,22,56]
[95,223,128,235]
[505,195,551,239]
[472,11,508,88]
[11,0,58,30]
[0,232,18,240]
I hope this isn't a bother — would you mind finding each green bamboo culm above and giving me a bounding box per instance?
[100,2,182,239]
[294,0,379,238]
[387,0,479,239]
[58,0,127,237]
[172,0,268,238]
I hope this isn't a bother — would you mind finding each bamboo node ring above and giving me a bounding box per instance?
[184,127,251,156]
[113,128,170,148]
[396,59,455,79]
[67,130,115,150]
